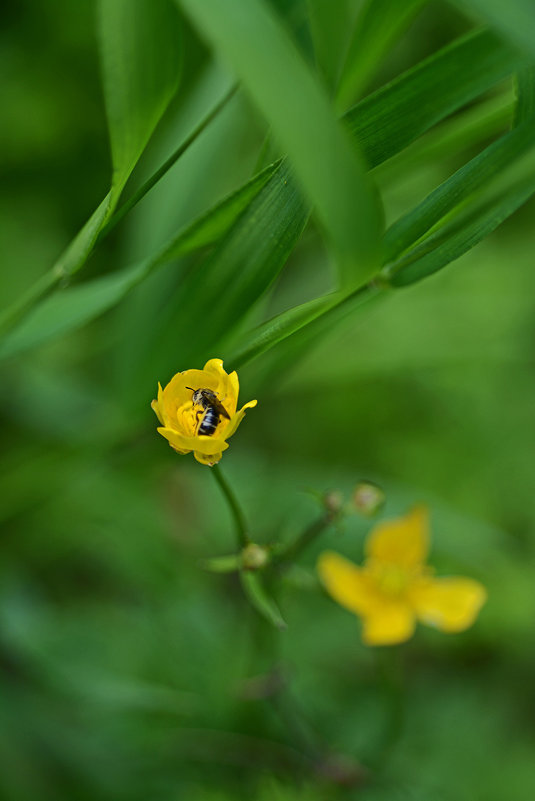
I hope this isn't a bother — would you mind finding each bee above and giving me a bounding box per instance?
[186,387,230,436]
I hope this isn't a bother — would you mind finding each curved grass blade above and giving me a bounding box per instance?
[178,0,382,289]
[98,0,182,201]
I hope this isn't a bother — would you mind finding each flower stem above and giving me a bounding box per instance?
[211,464,250,548]
[276,514,334,565]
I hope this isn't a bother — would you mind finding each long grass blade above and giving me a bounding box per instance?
[98,0,182,201]
[178,0,382,288]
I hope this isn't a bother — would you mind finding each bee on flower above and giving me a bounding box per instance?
[151,358,257,466]
[318,506,487,646]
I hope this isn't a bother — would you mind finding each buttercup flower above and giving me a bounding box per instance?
[151,358,257,466]
[318,506,487,646]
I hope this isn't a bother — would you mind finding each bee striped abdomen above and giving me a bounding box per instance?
[198,407,219,436]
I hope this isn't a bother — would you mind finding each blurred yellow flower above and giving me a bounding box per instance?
[151,358,257,466]
[318,506,487,646]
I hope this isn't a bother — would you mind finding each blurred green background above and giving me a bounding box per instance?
[1,1,535,799]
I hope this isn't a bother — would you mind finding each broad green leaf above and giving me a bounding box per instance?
[514,67,535,126]
[240,571,287,630]
[98,0,182,199]
[336,0,427,110]
[383,121,535,263]
[0,165,278,360]
[178,0,382,288]
[386,144,535,286]
[450,0,535,58]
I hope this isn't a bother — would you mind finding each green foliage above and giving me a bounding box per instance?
[98,0,182,198]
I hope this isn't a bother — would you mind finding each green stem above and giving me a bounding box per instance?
[277,514,334,565]
[211,463,250,548]
[98,84,238,241]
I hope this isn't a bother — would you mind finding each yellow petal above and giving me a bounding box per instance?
[223,399,258,440]
[409,576,487,633]
[194,450,223,466]
[362,600,415,646]
[156,427,229,456]
[317,551,376,616]
[202,358,237,414]
[366,505,429,569]
[151,383,164,425]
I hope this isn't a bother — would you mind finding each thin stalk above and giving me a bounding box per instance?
[277,514,334,565]
[211,463,250,548]
[98,84,238,240]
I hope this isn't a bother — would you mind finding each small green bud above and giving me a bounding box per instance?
[352,481,385,517]
[241,543,270,570]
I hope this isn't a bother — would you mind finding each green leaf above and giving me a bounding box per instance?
[514,67,535,126]
[306,0,359,93]
[0,265,146,360]
[157,161,310,367]
[450,0,535,58]
[383,121,535,263]
[336,0,427,110]
[386,141,535,286]
[98,0,182,198]
[0,193,113,336]
[0,165,278,360]
[221,31,527,369]
[345,28,528,168]
[178,0,382,288]
[240,571,287,630]
[3,28,525,360]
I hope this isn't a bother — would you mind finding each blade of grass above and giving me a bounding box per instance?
[97,84,238,240]
[0,163,279,360]
[2,28,525,358]
[385,144,535,286]
[336,0,427,110]
[178,0,382,289]
[344,28,527,167]
[514,67,535,126]
[0,193,113,336]
[306,0,359,93]
[98,0,182,202]
[383,121,535,263]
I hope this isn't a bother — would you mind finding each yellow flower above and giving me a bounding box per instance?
[317,506,487,646]
[151,358,257,466]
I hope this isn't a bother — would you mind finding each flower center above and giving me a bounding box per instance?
[365,560,419,597]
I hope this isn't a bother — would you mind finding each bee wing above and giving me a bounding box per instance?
[211,397,231,419]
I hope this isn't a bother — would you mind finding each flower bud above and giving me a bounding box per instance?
[323,489,345,517]
[241,543,270,570]
[352,481,385,517]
